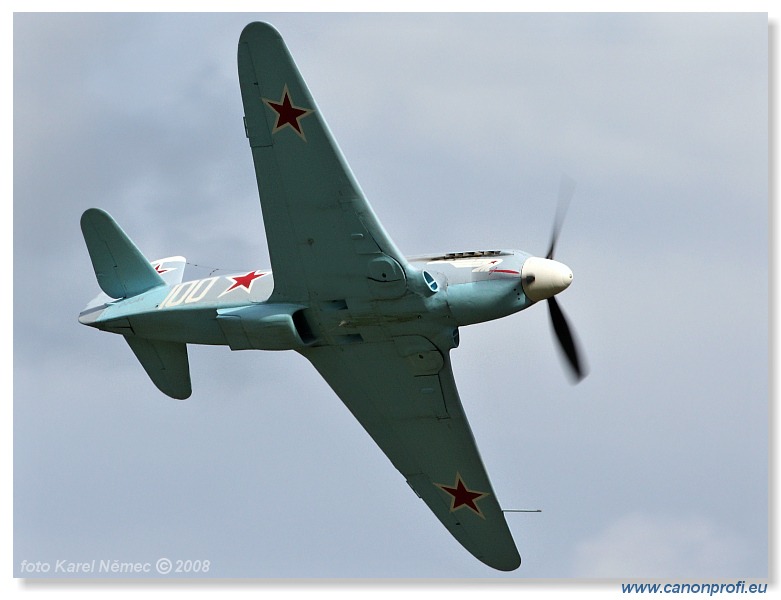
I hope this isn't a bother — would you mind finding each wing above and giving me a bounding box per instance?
[301,338,522,571]
[240,22,520,570]
[238,22,410,303]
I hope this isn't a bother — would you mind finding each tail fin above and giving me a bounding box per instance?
[80,208,166,299]
[125,337,192,400]
[80,208,191,399]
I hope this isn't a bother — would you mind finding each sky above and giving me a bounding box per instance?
[12,10,769,584]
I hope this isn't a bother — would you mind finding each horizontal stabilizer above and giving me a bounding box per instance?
[81,208,165,299]
[124,336,192,400]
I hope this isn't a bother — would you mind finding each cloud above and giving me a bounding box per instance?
[570,512,750,578]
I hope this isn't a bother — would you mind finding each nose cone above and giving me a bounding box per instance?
[521,257,573,302]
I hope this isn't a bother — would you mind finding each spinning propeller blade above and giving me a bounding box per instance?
[546,175,576,261]
[541,176,587,383]
[547,295,586,383]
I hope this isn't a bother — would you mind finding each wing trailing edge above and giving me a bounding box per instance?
[237,21,412,302]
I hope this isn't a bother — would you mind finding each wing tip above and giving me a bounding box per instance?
[476,544,521,571]
[240,21,282,44]
[492,553,522,572]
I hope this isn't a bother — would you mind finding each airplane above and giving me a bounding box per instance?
[78,21,586,572]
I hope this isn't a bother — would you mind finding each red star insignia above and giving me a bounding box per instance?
[221,270,267,295]
[263,85,313,140]
[435,473,490,518]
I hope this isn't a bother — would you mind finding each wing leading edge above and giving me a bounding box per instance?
[239,22,521,571]
[302,340,521,571]
[238,22,411,303]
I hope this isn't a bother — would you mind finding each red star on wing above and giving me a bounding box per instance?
[221,270,267,295]
[263,85,313,140]
[435,473,490,518]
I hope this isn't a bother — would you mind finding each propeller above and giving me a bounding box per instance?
[546,175,576,260]
[546,176,586,383]
[547,295,585,382]
[522,176,587,383]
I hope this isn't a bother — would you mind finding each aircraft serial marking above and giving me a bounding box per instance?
[158,277,219,309]
[156,271,269,309]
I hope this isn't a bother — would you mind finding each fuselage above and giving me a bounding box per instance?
[79,249,570,354]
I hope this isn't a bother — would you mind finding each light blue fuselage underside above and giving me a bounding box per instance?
[79,250,536,353]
